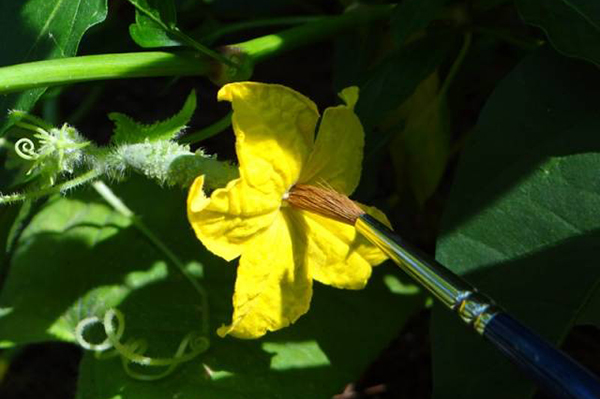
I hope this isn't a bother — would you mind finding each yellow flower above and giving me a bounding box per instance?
[187,82,389,339]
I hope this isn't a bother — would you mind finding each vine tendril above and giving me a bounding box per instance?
[75,308,208,381]
[14,138,39,161]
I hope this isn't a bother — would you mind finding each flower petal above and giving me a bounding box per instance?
[218,82,319,195]
[187,175,281,262]
[293,204,389,290]
[300,86,364,195]
[217,211,312,339]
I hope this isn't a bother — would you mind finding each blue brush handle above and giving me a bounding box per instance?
[355,214,600,398]
[484,312,600,399]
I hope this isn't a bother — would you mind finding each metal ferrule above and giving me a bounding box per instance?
[356,214,499,334]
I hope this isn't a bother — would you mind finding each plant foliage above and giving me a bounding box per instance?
[1,0,600,398]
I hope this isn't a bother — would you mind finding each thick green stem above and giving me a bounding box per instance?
[0,5,393,94]
[0,52,212,94]
[234,5,394,63]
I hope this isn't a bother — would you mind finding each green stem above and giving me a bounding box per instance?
[179,112,232,144]
[0,52,211,94]
[9,110,55,131]
[234,4,394,63]
[170,28,238,68]
[0,169,102,205]
[440,32,472,97]
[92,181,209,333]
[0,5,393,94]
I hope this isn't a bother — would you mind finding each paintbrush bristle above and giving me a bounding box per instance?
[286,184,364,225]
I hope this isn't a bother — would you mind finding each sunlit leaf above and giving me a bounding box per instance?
[431,47,600,399]
[0,0,108,135]
[0,176,425,398]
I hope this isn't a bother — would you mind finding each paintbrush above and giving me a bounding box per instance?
[287,184,600,399]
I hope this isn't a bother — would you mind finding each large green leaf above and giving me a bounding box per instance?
[0,180,175,346]
[0,177,425,398]
[76,269,424,399]
[0,0,108,135]
[431,47,600,399]
[517,0,600,66]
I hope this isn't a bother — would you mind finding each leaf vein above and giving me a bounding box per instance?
[23,0,67,61]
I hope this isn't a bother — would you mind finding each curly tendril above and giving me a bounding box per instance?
[14,138,39,161]
[75,308,209,381]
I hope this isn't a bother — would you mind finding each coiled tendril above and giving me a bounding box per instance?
[14,138,39,160]
[75,308,209,381]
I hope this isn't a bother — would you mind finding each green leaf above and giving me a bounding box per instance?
[0,0,108,135]
[390,73,451,206]
[129,13,181,48]
[431,47,600,399]
[129,11,181,48]
[354,33,455,201]
[126,0,177,30]
[76,269,424,399]
[517,0,600,66]
[109,90,197,145]
[0,176,425,397]
[0,182,166,346]
[356,33,456,131]
[390,0,449,46]
[0,205,21,262]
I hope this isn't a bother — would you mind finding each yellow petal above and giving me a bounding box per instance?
[217,211,312,339]
[291,204,389,290]
[187,175,210,213]
[218,82,319,195]
[338,86,359,110]
[300,87,364,195]
[187,175,281,262]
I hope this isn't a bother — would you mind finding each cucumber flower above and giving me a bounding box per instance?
[187,82,389,339]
